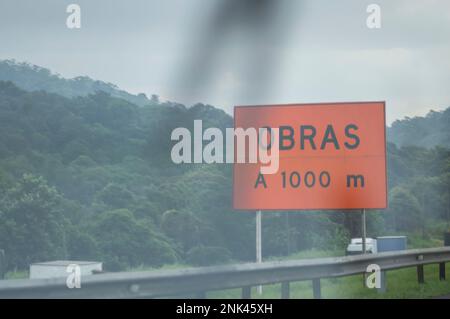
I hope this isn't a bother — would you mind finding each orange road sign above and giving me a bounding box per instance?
[233,101,387,210]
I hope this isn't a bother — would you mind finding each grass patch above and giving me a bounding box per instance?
[127,263,191,272]
[267,249,342,261]
[4,270,28,280]
[208,263,450,299]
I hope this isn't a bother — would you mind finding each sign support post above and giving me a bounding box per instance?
[256,210,262,294]
[0,249,5,279]
[362,209,367,254]
[362,208,367,288]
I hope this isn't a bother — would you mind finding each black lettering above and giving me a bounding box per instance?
[290,171,301,188]
[259,126,272,150]
[346,175,365,188]
[300,125,317,150]
[344,124,360,149]
[320,125,340,150]
[319,171,331,187]
[279,126,294,150]
[255,173,267,188]
[305,171,315,187]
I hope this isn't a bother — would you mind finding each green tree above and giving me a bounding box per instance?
[0,174,68,270]
[161,209,202,256]
[385,186,422,232]
[92,209,176,270]
[66,225,99,261]
[95,183,134,209]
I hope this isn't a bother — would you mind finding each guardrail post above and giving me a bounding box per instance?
[417,265,425,284]
[439,263,446,281]
[0,249,5,279]
[378,271,386,293]
[312,278,321,299]
[195,291,206,299]
[281,281,290,299]
[242,286,252,299]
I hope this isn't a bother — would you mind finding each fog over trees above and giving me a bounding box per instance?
[0,61,448,272]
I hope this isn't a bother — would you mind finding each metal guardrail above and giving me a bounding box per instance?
[0,247,449,299]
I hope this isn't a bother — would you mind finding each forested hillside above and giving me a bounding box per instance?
[0,63,449,273]
[2,60,449,149]
[0,60,151,106]
[388,108,450,148]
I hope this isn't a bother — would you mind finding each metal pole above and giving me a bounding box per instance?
[362,209,367,254]
[361,208,367,288]
[0,249,5,279]
[256,210,262,294]
[285,213,290,255]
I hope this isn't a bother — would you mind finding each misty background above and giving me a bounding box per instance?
[0,1,448,299]
[1,0,450,123]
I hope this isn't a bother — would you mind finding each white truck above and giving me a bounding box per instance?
[346,238,377,255]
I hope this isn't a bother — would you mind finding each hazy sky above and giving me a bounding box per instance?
[1,0,449,124]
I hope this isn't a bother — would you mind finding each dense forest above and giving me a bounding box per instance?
[0,61,449,273]
[0,60,152,106]
[388,108,450,149]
